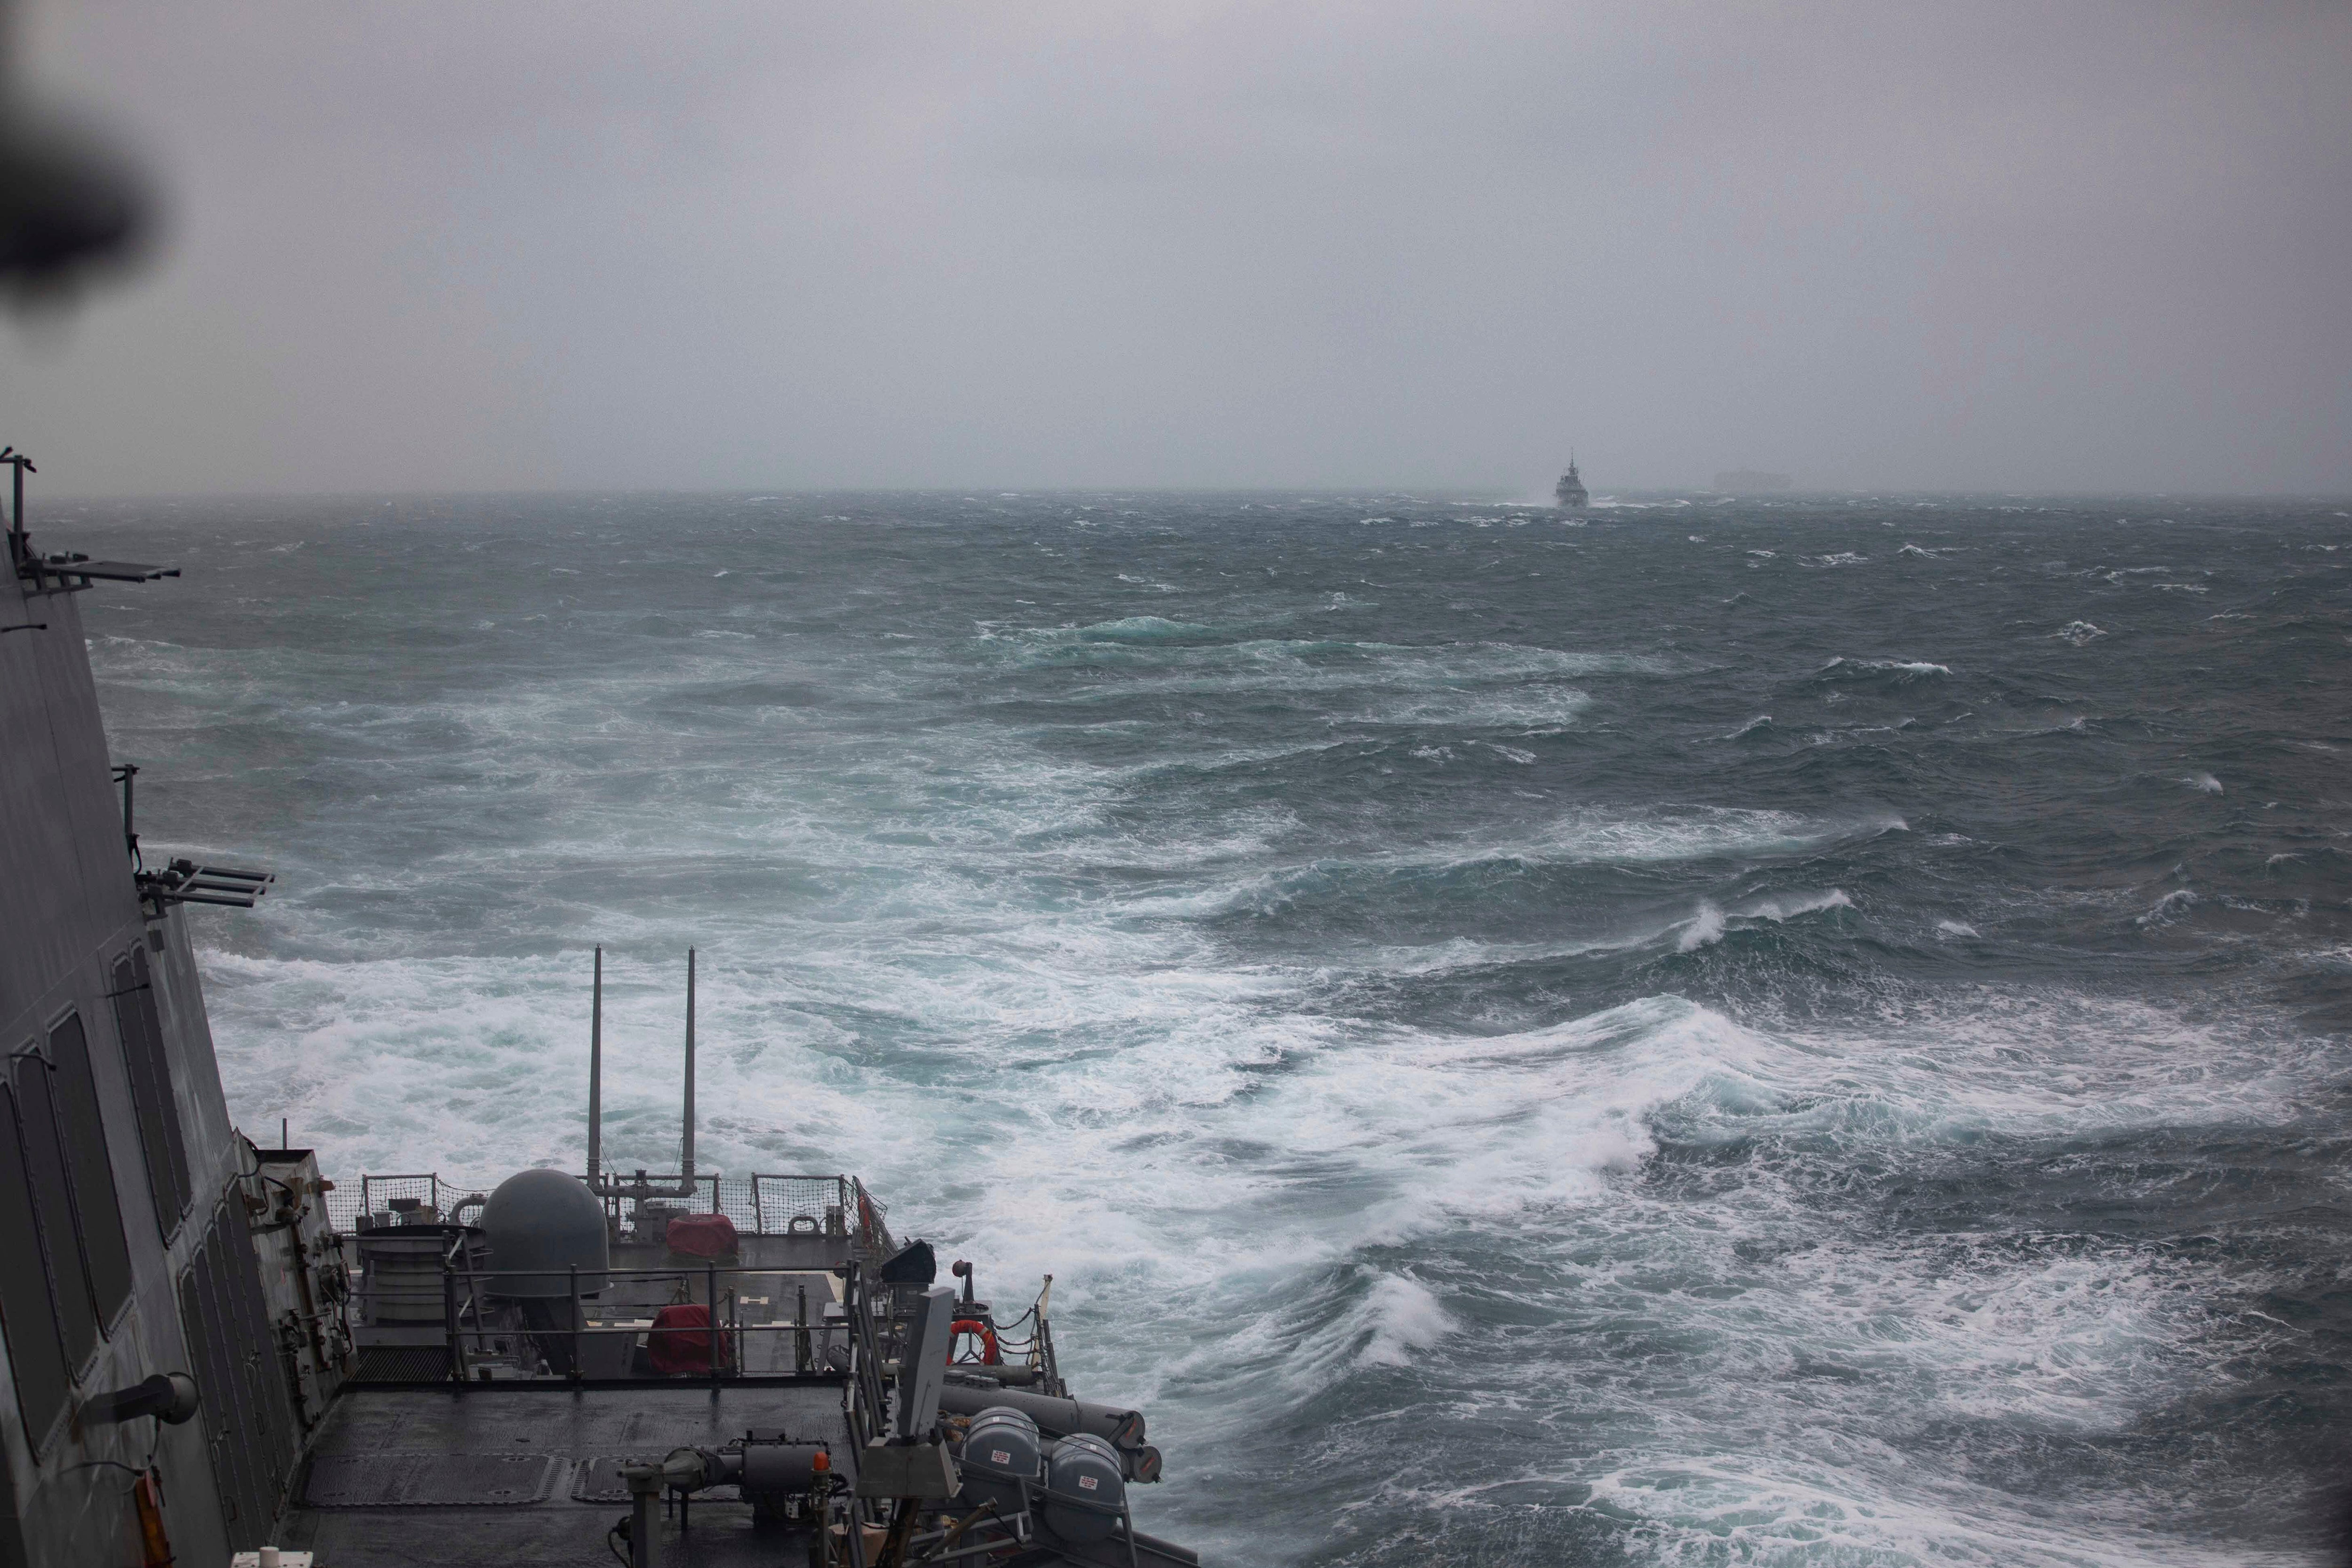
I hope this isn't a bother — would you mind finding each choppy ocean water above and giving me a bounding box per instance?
[61,490,2352,1565]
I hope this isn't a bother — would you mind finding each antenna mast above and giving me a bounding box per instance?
[681,947,696,1189]
[586,946,603,1188]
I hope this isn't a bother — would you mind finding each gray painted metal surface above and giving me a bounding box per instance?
[0,530,267,1566]
[278,1383,857,1568]
[481,1168,610,1298]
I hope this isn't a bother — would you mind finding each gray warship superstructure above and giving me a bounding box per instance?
[0,457,1200,1568]
[1554,458,1588,508]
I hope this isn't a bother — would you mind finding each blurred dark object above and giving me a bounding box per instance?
[0,107,151,299]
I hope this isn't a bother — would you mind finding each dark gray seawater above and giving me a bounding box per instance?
[62,490,2352,1565]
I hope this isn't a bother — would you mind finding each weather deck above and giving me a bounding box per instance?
[275,1379,856,1568]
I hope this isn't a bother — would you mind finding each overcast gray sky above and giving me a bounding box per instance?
[5,1,2348,496]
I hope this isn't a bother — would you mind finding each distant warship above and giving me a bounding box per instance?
[1555,458,1589,508]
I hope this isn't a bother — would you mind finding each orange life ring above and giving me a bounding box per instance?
[949,1318,1001,1365]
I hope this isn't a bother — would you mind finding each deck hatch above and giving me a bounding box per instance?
[304,1453,561,1508]
[350,1346,453,1382]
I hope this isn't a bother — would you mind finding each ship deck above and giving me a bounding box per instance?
[275,1378,856,1568]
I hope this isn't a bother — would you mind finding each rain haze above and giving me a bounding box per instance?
[7,2,2352,495]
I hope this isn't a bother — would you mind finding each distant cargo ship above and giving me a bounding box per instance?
[1714,470,1793,492]
[1555,457,1589,508]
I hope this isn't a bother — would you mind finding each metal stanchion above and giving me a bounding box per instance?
[443,1261,462,1388]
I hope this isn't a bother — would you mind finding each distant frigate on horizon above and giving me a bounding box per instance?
[1555,456,1589,508]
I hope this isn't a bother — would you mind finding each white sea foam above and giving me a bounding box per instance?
[1118,811,1896,924]
[1744,889,1852,922]
[1445,808,1900,873]
[1351,1275,1457,1370]
[1819,656,1950,681]
[1677,901,1726,951]
[1674,891,1850,953]
[1008,615,1216,643]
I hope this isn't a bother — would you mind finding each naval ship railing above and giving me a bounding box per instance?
[330,1171,891,1251]
[342,1248,1049,1400]
[338,1250,929,1429]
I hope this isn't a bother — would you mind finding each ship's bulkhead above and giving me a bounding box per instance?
[0,564,305,1566]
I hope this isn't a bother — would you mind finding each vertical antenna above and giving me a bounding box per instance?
[114,764,139,864]
[587,946,603,1189]
[681,946,696,1187]
[1,447,31,568]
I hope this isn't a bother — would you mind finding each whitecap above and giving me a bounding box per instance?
[1067,616,1218,643]
[1818,657,1950,681]
[1352,1275,1456,1369]
[1741,889,1852,922]
[1677,901,1727,952]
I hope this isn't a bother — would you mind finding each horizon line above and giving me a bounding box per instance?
[26,483,2352,505]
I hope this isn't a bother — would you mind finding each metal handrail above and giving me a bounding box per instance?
[392,1263,827,1375]
[845,1259,890,1449]
[332,1170,894,1254]
[344,1258,911,1417]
